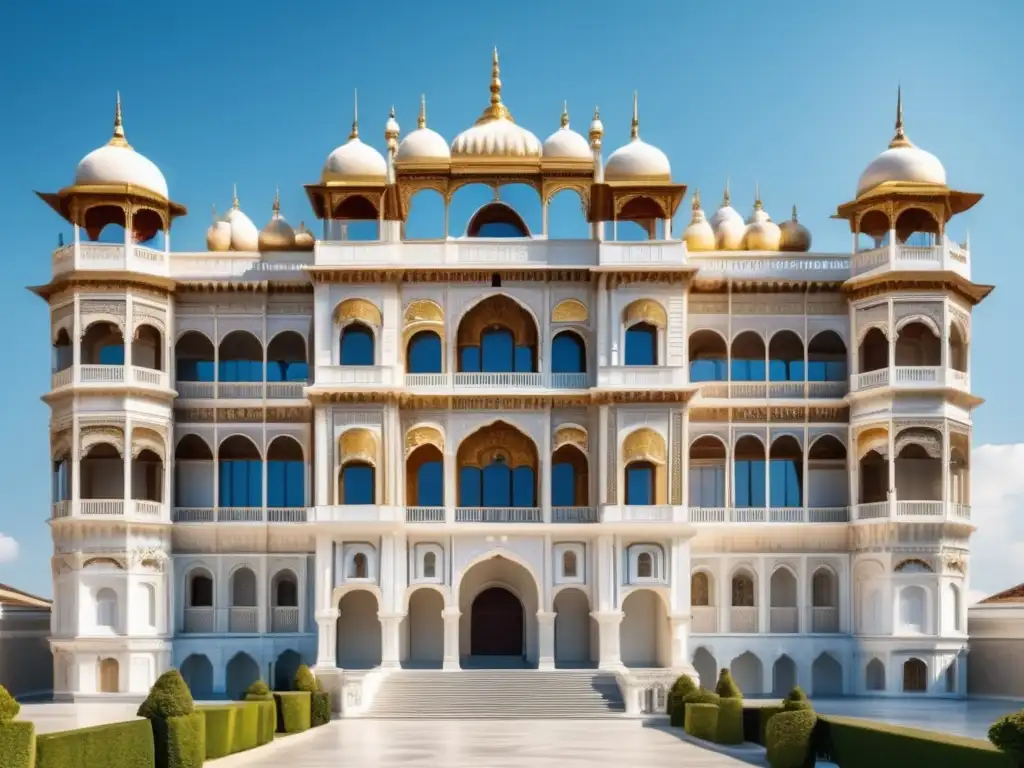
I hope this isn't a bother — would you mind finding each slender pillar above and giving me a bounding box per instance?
[314,534,337,668]
[442,607,461,670]
[537,611,556,670]
[378,613,404,669]
[591,611,624,670]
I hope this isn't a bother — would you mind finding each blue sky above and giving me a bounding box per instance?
[1,0,1021,597]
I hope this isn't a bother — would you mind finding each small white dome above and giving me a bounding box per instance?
[74,96,168,198]
[323,137,387,181]
[715,216,745,250]
[384,107,400,141]
[603,94,670,182]
[224,189,259,251]
[682,191,715,252]
[396,96,450,162]
[543,106,591,160]
[710,185,743,233]
[589,107,604,143]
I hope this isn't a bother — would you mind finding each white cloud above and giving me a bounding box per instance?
[967,444,1024,600]
[0,534,18,564]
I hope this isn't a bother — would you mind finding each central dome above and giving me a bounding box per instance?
[451,49,541,158]
[322,98,388,182]
[542,104,591,160]
[603,94,671,182]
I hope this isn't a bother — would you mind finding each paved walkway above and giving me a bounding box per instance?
[212,719,751,768]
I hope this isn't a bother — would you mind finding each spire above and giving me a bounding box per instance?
[211,203,218,223]
[418,94,427,129]
[791,204,799,221]
[754,181,763,211]
[109,91,131,148]
[272,185,281,216]
[232,183,239,210]
[477,47,512,123]
[889,85,912,148]
[560,100,569,129]
[723,178,731,206]
[630,91,639,140]
[692,189,701,211]
[349,89,359,140]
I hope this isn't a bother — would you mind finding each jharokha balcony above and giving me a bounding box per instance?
[181,568,302,634]
[51,320,170,391]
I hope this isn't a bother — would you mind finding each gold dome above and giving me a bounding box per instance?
[294,221,315,250]
[682,190,716,251]
[206,204,231,252]
[258,189,297,251]
[742,191,781,251]
[779,205,812,252]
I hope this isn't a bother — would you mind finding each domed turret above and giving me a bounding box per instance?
[857,87,946,197]
[682,190,716,251]
[74,93,169,199]
[259,188,297,251]
[543,103,592,160]
[604,93,671,182]
[322,92,388,182]
[589,106,604,150]
[779,205,812,252]
[396,95,450,163]
[224,186,259,251]
[742,187,781,251]
[206,204,231,251]
[711,183,744,250]
[294,221,315,250]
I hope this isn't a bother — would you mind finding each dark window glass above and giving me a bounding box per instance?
[552,462,576,507]
[408,332,442,374]
[340,325,375,366]
[626,463,654,505]
[552,333,585,373]
[342,464,374,504]
[416,461,443,506]
[625,324,657,366]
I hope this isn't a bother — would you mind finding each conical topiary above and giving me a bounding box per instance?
[0,683,20,721]
[137,669,195,719]
[667,674,698,721]
[246,680,270,697]
[715,668,743,699]
[294,664,317,693]
[782,685,813,711]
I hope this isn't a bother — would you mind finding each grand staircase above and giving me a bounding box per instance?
[365,669,626,719]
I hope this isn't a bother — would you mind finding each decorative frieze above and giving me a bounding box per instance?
[174,406,311,423]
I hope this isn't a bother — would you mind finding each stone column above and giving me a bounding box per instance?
[591,610,624,670]
[442,607,461,671]
[537,611,556,670]
[315,610,339,668]
[669,614,698,680]
[378,612,405,669]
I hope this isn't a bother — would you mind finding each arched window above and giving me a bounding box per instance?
[903,658,927,693]
[768,331,804,381]
[96,588,118,629]
[218,331,263,382]
[689,331,727,382]
[143,583,156,627]
[865,658,886,692]
[267,437,304,508]
[552,332,586,373]
[859,327,888,373]
[52,457,71,503]
[563,551,578,579]
[415,456,443,507]
[189,573,213,607]
[350,553,369,579]
[731,573,755,607]
[734,436,766,507]
[731,332,766,381]
[83,322,125,366]
[423,552,436,579]
[132,325,163,371]
[267,331,308,382]
[769,436,803,508]
[53,328,73,372]
[340,324,375,366]
[176,332,216,383]
[625,461,655,505]
[274,575,298,607]
[625,322,658,366]
[691,572,710,606]
[457,296,538,373]
[218,436,262,507]
[637,552,653,579]
[460,457,536,507]
[466,202,530,237]
[812,569,837,607]
[551,444,588,507]
[808,331,847,382]
[407,331,442,374]
[340,462,375,505]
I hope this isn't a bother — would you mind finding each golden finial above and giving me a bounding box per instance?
[560,100,569,128]
[476,47,513,123]
[109,91,131,148]
[349,89,360,140]
[791,204,799,221]
[630,91,639,140]
[723,178,731,206]
[232,183,239,210]
[272,185,280,215]
[211,203,218,223]
[754,181,763,211]
[692,189,701,211]
[418,94,427,129]
[889,84,912,148]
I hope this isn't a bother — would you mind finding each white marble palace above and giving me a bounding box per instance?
[37,51,987,711]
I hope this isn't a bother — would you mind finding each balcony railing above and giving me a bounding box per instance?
[52,365,170,391]
[402,372,591,390]
[690,606,717,633]
[853,501,970,521]
[405,506,445,523]
[598,366,687,388]
[851,237,970,279]
[455,507,542,523]
[730,606,758,633]
[600,505,683,523]
[51,242,169,278]
[852,366,970,393]
[552,506,599,523]
[183,607,214,634]
[688,507,851,524]
[229,607,259,633]
[811,606,840,633]
[698,380,849,399]
[172,507,308,523]
[271,607,300,633]
[315,239,598,268]
[51,500,168,521]
[176,381,308,399]
[770,607,799,633]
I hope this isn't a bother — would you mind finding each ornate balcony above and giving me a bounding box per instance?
[174,381,308,399]
[51,242,168,278]
[697,381,849,399]
[51,365,170,392]
[689,507,850,524]
[171,507,309,523]
[597,366,687,388]
[51,500,166,522]
[851,367,970,393]
[852,501,970,522]
[403,372,591,390]
[811,607,840,633]
[454,507,542,523]
[271,607,300,633]
[851,237,970,280]
[314,239,597,268]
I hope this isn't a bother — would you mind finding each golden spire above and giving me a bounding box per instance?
[232,183,239,210]
[723,178,731,206]
[791,204,799,221]
[889,84,912,148]
[109,91,131,149]
[418,94,427,129]
[754,181,763,211]
[692,189,701,211]
[560,100,569,128]
[630,91,639,140]
[272,185,281,216]
[211,203,218,223]
[476,47,513,123]
[349,89,360,140]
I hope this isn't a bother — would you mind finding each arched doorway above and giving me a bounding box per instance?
[336,590,382,669]
[553,588,592,667]
[471,587,524,657]
[405,588,444,668]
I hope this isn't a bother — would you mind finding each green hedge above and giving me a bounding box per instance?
[818,715,1017,768]
[0,721,35,768]
[715,669,742,699]
[36,719,155,768]
[201,702,265,760]
[667,674,698,725]
[766,709,817,768]
[742,705,785,746]
[716,698,744,745]
[246,698,277,744]
[151,712,205,768]
[684,703,719,742]
[274,692,311,734]
[311,691,331,727]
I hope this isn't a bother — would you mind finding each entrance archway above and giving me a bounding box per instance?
[458,553,540,665]
[471,587,523,656]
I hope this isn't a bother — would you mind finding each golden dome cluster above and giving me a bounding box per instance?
[206,186,313,252]
[686,183,811,252]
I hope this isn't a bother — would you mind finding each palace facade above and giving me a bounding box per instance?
[37,51,987,710]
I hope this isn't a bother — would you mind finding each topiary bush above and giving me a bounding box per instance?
[757,706,786,746]
[138,670,194,720]
[274,692,312,734]
[200,702,264,760]
[0,684,21,722]
[766,709,818,768]
[782,685,813,712]
[683,687,721,707]
[246,680,271,699]
[294,665,317,694]
[684,703,720,742]
[667,674,698,726]
[36,719,155,768]
[716,697,745,745]
[989,710,1024,764]
[138,670,204,768]
[715,668,743,699]
[0,721,34,768]
[311,691,331,727]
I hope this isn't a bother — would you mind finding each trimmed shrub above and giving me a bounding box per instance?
[782,685,813,712]
[150,711,205,768]
[766,709,817,768]
[0,684,21,721]
[0,720,35,768]
[716,697,744,745]
[715,668,742,699]
[274,691,312,734]
[667,675,698,726]
[682,687,721,707]
[990,710,1024,763]
[758,706,786,746]
[820,715,1017,768]
[294,665,317,694]
[684,703,720,742]
[250,699,276,744]
[311,691,331,727]
[138,670,194,719]
[36,719,155,768]
[201,702,262,760]
[246,680,271,698]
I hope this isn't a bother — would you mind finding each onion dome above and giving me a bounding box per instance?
[604,93,671,182]
[396,95,450,162]
[857,87,946,197]
[224,185,259,251]
[742,187,782,251]
[385,106,400,145]
[294,221,315,250]
[259,188,297,251]
[74,93,169,199]
[322,91,388,182]
[710,182,744,250]
[206,205,231,252]
[589,106,604,150]
[682,190,716,251]
[451,49,541,158]
[779,205,812,252]
[543,102,591,160]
